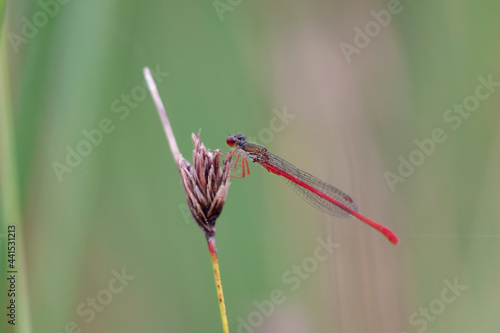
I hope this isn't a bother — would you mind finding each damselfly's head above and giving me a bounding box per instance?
[226,133,246,148]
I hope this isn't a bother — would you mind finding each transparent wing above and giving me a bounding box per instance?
[268,153,358,218]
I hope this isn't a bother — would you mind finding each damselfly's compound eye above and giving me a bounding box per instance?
[226,136,237,147]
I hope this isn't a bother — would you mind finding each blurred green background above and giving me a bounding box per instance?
[1,0,500,332]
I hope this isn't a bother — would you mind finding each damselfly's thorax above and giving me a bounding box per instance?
[240,142,269,163]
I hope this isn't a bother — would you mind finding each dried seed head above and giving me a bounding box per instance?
[178,133,232,236]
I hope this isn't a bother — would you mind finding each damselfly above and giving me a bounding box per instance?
[223,133,399,245]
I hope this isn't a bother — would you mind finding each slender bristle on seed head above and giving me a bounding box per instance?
[178,133,232,236]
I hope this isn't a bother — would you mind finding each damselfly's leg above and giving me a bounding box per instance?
[227,154,249,178]
[219,150,238,169]
[242,155,250,176]
[219,151,249,178]
[219,150,237,160]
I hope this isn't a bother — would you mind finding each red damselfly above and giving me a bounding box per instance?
[223,133,399,245]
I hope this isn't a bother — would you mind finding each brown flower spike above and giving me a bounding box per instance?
[178,134,232,237]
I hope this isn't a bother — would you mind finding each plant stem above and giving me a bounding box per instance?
[143,67,181,162]
[144,66,231,331]
[206,235,230,333]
